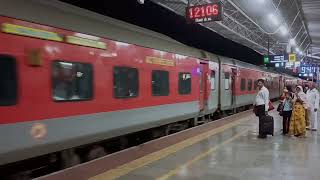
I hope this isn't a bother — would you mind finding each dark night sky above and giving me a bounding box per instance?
[60,0,263,65]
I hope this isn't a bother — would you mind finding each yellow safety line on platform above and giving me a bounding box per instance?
[156,129,249,180]
[89,114,253,180]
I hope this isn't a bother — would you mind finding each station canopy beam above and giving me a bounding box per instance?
[151,0,311,57]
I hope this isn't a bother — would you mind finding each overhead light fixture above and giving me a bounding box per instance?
[296,47,300,52]
[298,51,303,55]
[137,0,144,4]
[289,38,296,46]
[279,25,288,36]
[268,13,279,26]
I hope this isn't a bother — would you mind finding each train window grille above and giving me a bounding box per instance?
[211,70,215,90]
[0,55,17,106]
[152,70,169,96]
[224,72,230,90]
[248,79,252,91]
[241,78,246,91]
[114,66,139,98]
[52,61,93,101]
[179,72,191,95]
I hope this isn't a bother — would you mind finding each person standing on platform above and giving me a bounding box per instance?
[289,86,307,138]
[304,84,310,94]
[306,83,320,131]
[282,91,293,135]
[280,88,288,101]
[304,85,311,129]
[253,79,269,139]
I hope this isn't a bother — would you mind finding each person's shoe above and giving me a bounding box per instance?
[298,135,306,138]
[258,135,267,139]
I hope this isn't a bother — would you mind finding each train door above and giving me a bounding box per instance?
[199,63,209,111]
[221,69,232,110]
[231,68,237,107]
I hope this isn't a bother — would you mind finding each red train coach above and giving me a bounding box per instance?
[0,15,214,166]
[218,58,281,111]
[0,0,301,177]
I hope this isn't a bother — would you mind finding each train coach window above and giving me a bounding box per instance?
[224,72,230,90]
[52,61,93,101]
[211,70,215,90]
[248,79,252,91]
[114,66,139,98]
[152,70,169,96]
[241,78,246,91]
[179,72,191,95]
[0,55,17,106]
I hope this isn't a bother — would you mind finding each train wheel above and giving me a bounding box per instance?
[119,137,129,150]
[189,117,198,127]
[151,128,166,139]
[165,124,173,135]
[86,145,107,161]
[60,149,81,168]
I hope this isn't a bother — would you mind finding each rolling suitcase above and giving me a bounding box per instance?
[260,115,274,136]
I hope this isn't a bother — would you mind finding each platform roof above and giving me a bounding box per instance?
[151,0,312,59]
[301,0,320,62]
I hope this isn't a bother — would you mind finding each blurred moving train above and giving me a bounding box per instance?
[0,0,304,178]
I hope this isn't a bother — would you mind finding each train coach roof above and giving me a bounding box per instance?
[234,59,276,74]
[0,0,207,59]
[218,55,280,75]
[0,0,298,80]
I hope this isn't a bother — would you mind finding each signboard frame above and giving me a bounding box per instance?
[186,2,223,23]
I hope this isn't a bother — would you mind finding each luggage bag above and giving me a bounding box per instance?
[260,115,274,136]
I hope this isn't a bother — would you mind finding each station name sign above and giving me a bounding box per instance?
[186,2,223,23]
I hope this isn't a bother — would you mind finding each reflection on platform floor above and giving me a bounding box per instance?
[118,112,320,180]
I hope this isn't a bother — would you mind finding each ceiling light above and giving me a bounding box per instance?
[268,14,279,26]
[299,51,303,55]
[279,25,288,36]
[289,38,296,46]
[137,0,144,4]
[296,47,300,52]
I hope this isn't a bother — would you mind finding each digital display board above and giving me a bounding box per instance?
[269,54,288,63]
[299,65,320,74]
[186,2,223,23]
[275,62,285,68]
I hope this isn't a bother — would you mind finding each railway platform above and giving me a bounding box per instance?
[38,109,320,180]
